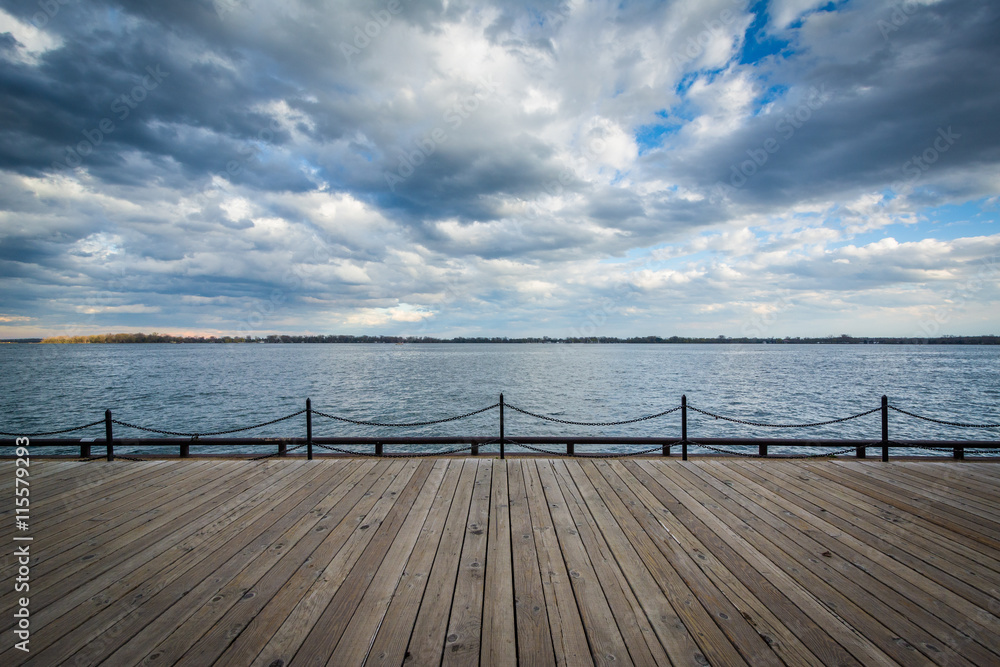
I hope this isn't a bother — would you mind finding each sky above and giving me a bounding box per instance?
[1,0,998,339]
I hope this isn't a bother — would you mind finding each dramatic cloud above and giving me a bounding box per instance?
[1,0,998,338]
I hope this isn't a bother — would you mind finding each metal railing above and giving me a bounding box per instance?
[2,394,998,461]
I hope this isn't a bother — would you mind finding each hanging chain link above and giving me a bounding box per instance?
[504,404,681,426]
[111,409,307,437]
[315,443,475,457]
[0,418,105,437]
[888,405,1000,428]
[690,441,864,459]
[504,438,669,458]
[686,405,881,428]
[248,444,305,460]
[311,403,499,428]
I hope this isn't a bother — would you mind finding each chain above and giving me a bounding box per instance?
[888,406,1000,428]
[687,405,881,428]
[690,441,865,459]
[315,443,475,457]
[884,440,1000,456]
[311,403,499,428]
[248,444,305,460]
[0,418,105,437]
[504,404,681,427]
[111,409,307,437]
[502,439,674,458]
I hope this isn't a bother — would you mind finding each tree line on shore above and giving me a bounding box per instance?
[23,333,1000,345]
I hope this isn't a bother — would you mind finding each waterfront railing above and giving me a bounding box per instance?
[2,394,998,461]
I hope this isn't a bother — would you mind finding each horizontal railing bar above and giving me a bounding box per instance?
[2,436,998,448]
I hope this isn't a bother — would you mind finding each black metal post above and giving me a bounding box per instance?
[80,440,90,459]
[954,446,964,460]
[375,441,383,457]
[105,409,114,462]
[180,442,189,458]
[681,394,688,461]
[499,393,505,460]
[306,398,313,460]
[279,440,287,457]
[567,442,574,456]
[881,395,889,462]
[759,444,768,458]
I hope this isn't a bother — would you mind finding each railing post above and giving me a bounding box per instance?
[681,394,688,461]
[759,444,768,458]
[499,393,505,460]
[471,440,479,456]
[375,441,383,457]
[180,441,189,458]
[307,398,313,460]
[954,446,964,460]
[105,409,114,462]
[881,395,889,462]
[567,442,574,456]
[81,439,90,459]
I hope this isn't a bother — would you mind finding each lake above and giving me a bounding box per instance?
[1,343,998,456]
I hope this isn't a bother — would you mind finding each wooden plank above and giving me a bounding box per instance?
[506,460,557,666]
[291,459,436,665]
[528,460,634,666]
[0,460,309,665]
[713,461,1000,665]
[842,461,1000,524]
[793,462,1000,584]
[545,460,677,667]
[727,460,1000,659]
[0,460,246,611]
[901,462,1000,501]
[588,460,779,667]
[805,461,1000,553]
[7,458,1000,667]
[615,461,831,667]
[112,460,369,665]
[241,460,414,667]
[402,459,480,666]
[480,460,516,667]
[740,460,1000,607]
[363,458,465,667]
[677,461,968,667]
[0,460,204,549]
[440,458,493,667]
[525,460,594,667]
[805,462,1000,579]
[327,460,450,666]
[205,459,395,667]
[641,460,898,666]
[553,460,703,667]
[28,461,334,666]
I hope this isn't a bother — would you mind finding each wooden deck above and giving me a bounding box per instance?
[2,458,999,666]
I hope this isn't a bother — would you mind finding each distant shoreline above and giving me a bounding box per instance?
[4,334,999,345]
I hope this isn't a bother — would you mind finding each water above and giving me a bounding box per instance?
[1,343,998,457]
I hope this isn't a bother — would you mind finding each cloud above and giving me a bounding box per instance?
[0,0,997,338]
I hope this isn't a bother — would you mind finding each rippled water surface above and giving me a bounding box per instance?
[2,343,998,456]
